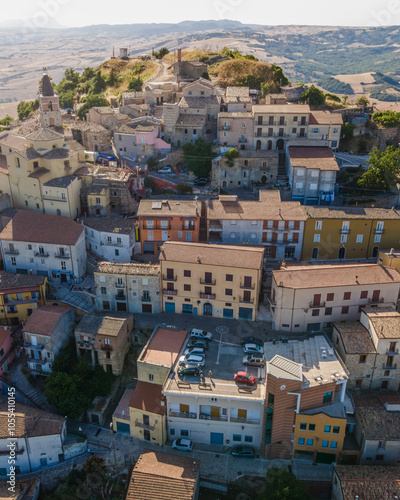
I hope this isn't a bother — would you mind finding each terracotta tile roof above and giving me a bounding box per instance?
[82,216,135,234]
[129,381,165,416]
[303,205,400,220]
[335,465,400,500]
[75,312,132,337]
[366,310,400,339]
[0,398,65,438]
[22,305,73,337]
[309,110,343,126]
[0,132,28,151]
[160,241,264,270]
[137,199,200,217]
[207,190,306,221]
[0,271,46,291]
[113,388,134,420]
[95,261,160,276]
[140,326,187,367]
[0,210,84,245]
[288,146,340,171]
[253,104,310,114]
[356,405,400,440]
[180,95,220,109]
[273,264,400,289]
[126,449,200,500]
[334,322,376,354]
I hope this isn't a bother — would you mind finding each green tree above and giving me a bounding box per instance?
[128,76,143,91]
[59,90,75,109]
[341,122,356,141]
[358,146,400,191]
[300,85,326,107]
[342,94,349,106]
[80,67,96,82]
[45,372,91,418]
[373,110,400,128]
[90,71,107,94]
[57,68,80,93]
[177,183,193,194]
[77,94,109,120]
[356,95,370,107]
[17,99,39,120]
[107,68,120,87]
[0,116,13,126]
[183,138,217,177]
[152,47,169,59]
[256,468,311,500]
[324,92,341,103]
[261,82,270,97]
[225,148,239,161]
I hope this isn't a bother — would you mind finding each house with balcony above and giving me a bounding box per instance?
[301,206,400,261]
[0,400,67,475]
[112,326,188,441]
[22,305,75,374]
[270,263,400,333]
[137,199,201,255]
[94,261,161,314]
[207,190,306,261]
[114,117,171,164]
[42,175,82,219]
[333,307,400,391]
[286,146,340,204]
[0,271,47,326]
[159,241,264,320]
[262,335,350,462]
[0,210,87,283]
[217,112,254,150]
[75,312,133,375]
[82,216,135,262]
[211,150,279,190]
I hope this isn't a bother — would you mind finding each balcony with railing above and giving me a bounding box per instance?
[141,295,151,302]
[309,301,326,309]
[200,292,216,300]
[163,289,177,296]
[199,413,228,422]
[135,419,155,431]
[219,125,231,131]
[375,228,385,234]
[101,344,113,351]
[368,297,384,304]
[115,282,125,288]
[382,363,397,370]
[169,410,197,419]
[340,228,350,234]
[239,137,248,143]
[4,249,19,255]
[23,341,44,350]
[209,221,223,231]
[240,282,255,290]
[34,251,49,257]
[103,241,123,247]
[200,278,216,285]
[182,223,195,231]
[54,252,70,259]
[163,274,177,282]
[239,296,254,304]
[115,294,126,301]
[230,416,260,425]
[78,341,93,350]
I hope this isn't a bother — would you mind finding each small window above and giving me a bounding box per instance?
[312,310,319,317]
[233,434,241,442]
[324,425,331,433]
[308,424,316,431]
[184,270,191,277]
[322,440,329,448]
[356,234,363,243]
[343,292,351,300]
[181,430,189,437]
[184,284,191,291]
[314,234,320,243]
[298,438,305,446]
[306,438,314,446]
[101,287,107,295]
[330,441,338,449]
[333,426,340,434]
[323,392,333,404]
[149,374,154,381]
[226,274,233,281]
[225,289,233,296]
[244,435,253,443]
[170,429,175,436]
[327,293,334,301]
[325,307,332,316]
[360,290,368,299]
[300,422,307,431]
[342,306,349,314]
[359,355,367,363]
[315,221,322,230]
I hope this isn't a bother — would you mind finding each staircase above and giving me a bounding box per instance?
[277,161,289,186]
[257,303,272,322]
[5,362,50,410]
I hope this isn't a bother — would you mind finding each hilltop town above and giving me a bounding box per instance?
[0,45,400,500]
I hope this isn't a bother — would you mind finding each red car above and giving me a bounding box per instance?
[234,371,256,385]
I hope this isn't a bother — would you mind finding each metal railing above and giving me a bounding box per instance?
[163,275,177,282]
[200,293,215,300]
[200,278,216,285]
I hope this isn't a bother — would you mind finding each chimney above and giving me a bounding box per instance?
[390,248,395,256]
[178,48,182,62]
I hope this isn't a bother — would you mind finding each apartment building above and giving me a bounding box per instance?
[286,146,339,204]
[262,336,349,461]
[270,263,400,333]
[75,312,133,375]
[42,175,82,219]
[211,150,279,190]
[0,271,47,326]
[94,261,161,314]
[217,112,254,150]
[207,191,306,261]
[112,326,188,442]
[302,206,400,261]
[82,216,136,262]
[22,305,75,374]
[159,241,264,320]
[333,307,400,391]
[0,211,87,283]
[137,199,201,254]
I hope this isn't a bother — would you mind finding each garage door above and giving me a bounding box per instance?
[316,452,336,464]
[116,421,131,434]
[165,302,175,313]
[210,432,224,445]
[142,304,152,313]
[223,308,233,318]
[239,307,253,320]
[182,304,193,314]
[143,243,155,254]
[16,268,28,275]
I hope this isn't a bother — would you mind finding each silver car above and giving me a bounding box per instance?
[242,355,265,367]
[179,354,205,366]
[184,347,206,356]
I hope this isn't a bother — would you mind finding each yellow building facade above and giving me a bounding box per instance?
[293,411,347,464]
[302,206,400,261]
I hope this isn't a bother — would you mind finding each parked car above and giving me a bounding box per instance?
[178,364,201,377]
[158,166,173,174]
[184,347,206,356]
[240,337,263,347]
[194,177,209,186]
[172,438,193,452]
[188,339,209,350]
[242,355,265,367]
[243,344,264,355]
[234,371,256,385]
[179,354,205,366]
[231,445,255,458]
[190,328,213,340]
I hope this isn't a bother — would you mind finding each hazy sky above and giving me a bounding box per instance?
[4,0,400,27]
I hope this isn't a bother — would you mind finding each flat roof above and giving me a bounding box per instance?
[207,190,306,222]
[264,336,348,388]
[139,326,188,368]
[159,242,264,270]
[288,146,340,171]
[138,199,200,218]
[273,264,400,289]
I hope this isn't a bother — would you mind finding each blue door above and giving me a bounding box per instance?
[223,308,233,319]
[165,302,175,313]
[239,307,253,320]
[193,307,197,316]
[116,422,131,434]
[210,432,224,445]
